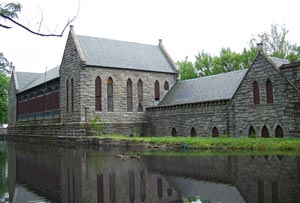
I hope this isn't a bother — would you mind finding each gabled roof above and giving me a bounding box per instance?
[75,34,177,74]
[15,66,59,93]
[159,69,248,106]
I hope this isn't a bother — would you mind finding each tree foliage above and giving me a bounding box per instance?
[0,53,12,124]
[178,24,300,80]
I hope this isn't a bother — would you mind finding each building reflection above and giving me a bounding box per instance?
[8,142,300,203]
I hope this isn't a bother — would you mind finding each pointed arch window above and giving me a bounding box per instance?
[107,77,114,112]
[127,79,133,112]
[249,126,256,137]
[253,81,260,105]
[164,81,169,91]
[190,127,197,137]
[266,79,274,104]
[137,79,143,112]
[171,128,177,137]
[154,80,160,101]
[275,125,284,138]
[261,126,269,138]
[212,127,219,137]
[66,79,69,113]
[71,78,74,112]
[95,76,102,111]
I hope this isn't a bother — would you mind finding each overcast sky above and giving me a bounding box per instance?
[1,0,299,73]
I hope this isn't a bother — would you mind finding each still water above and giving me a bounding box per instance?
[0,141,299,203]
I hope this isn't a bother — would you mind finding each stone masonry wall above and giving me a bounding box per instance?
[146,100,228,136]
[80,67,175,123]
[227,53,300,137]
[8,72,17,127]
[59,30,83,124]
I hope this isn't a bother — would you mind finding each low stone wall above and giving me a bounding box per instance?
[8,121,148,137]
[146,100,228,137]
[0,128,7,135]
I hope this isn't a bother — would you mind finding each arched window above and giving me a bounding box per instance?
[137,79,143,112]
[71,78,74,112]
[190,127,197,137]
[266,79,274,104]
[127,79,133,112]
[66,79,69,113]
[164,81,169,91]
[212,127,219,137]
[253,81,260,105]
[95,76,102,111]
[171,128,177,137]
[261,126,269,138]
[249,126,256,137]
[154,80,160,101]
[107,77,114,112]
[275,125,284,138]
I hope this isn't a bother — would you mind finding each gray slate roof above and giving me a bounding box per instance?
[76,35,176,73]
[159,69,248,106]
[15,66,59,93]
[268,56,289,69]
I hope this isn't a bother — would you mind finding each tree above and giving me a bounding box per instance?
[0,53,13,124]
[177,57,197,80]
[0,2,78,37]
[250,24,300,62]
[178,24,300,80]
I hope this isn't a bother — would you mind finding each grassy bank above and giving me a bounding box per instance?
[95,135,300,151]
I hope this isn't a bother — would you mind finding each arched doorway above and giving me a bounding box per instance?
[171,128,177,137]
[261,126,269,138]
[190,127,197,137]
[248,126,256,137]
[275,125,284,138]
[212,127,219,138]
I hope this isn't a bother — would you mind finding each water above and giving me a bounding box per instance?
[0,141,299,203]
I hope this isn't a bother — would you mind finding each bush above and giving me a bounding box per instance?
[91,114,107,135]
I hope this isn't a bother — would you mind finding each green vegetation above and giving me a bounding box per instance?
[0,53,12,124]
[90,114,107,135]
[94,135,300,152]
[178,24,300,80]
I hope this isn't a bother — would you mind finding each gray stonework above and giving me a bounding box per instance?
[8,71,17,127]
[146,100,228,136]
[227,53,300,137]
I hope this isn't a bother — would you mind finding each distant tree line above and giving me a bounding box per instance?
[178,24,300,80]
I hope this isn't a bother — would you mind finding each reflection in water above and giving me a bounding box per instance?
[5,142,300,203]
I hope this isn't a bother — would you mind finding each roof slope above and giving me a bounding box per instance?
[15,66,59,93]
[76,35,176,73]
[159,69,248,106]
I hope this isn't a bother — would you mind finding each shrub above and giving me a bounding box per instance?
[91,114,107,135]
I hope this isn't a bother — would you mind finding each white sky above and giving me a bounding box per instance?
[0,0,299,73]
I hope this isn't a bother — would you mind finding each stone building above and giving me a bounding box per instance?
[7,26,300,137]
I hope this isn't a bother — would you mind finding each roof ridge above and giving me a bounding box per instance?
[77,34,158,47]
[179,69,247,83]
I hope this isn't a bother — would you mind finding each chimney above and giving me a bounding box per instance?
[256,42,263,52]
[158,39,162,46]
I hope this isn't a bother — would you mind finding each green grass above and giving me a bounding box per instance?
[91,135,300,152]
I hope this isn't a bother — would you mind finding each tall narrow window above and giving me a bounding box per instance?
[95,77,102,111]
[253,81,260,105]
[261,126,269,138]
[66,79,69,113]
[107,77,114,112]
[71,78,74,112]
[249,126,256,137]
[212,127,219,137]
[155,80,160,100]
[164,81,169,90]
[266,79,274,104]
[275,125,284,138]
[137,79,143,112]
[127,79,133,112]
